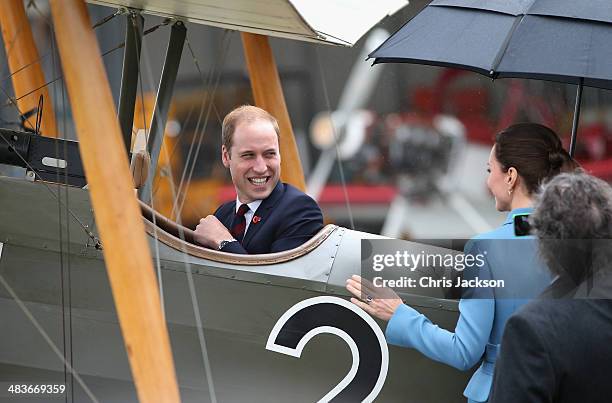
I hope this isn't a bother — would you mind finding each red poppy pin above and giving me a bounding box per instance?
[252,215,261,224]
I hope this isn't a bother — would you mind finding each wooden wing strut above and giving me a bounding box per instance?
[48,1,181,402]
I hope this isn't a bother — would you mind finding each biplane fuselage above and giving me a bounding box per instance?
[0,175,471,402]
[0,0,476,401]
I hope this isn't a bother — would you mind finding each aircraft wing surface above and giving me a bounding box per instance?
[86,0,408,46]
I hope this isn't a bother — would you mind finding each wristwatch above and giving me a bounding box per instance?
[218,239,237,250]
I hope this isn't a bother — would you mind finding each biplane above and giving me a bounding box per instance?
[0,0,472,401]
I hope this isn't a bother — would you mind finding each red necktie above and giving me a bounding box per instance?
[230,204,249,243]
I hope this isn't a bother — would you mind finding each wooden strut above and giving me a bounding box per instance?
[241,33,306,191]
[0,0,57,137]
[48,1,180,402]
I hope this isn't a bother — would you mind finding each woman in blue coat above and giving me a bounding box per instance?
[347,123,578,402]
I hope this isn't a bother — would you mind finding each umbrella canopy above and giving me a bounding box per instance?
[371,0,612,88]
[87,0,408,46]
[370,0,612,154]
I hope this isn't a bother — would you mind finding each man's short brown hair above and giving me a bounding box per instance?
[222,105,280,152]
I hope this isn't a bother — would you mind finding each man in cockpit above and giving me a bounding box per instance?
[193,105,323,254]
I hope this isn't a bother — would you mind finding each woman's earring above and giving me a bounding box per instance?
[508,188,513,195]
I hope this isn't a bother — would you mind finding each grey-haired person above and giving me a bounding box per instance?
[490,172,612,403]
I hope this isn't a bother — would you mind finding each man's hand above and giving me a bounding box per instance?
[194,215,233,249]
[346,275,403,321]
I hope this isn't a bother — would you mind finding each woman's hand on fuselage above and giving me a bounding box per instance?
[346,275,403,321]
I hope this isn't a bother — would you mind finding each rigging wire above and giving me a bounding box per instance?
[27,0,122,31]
[169,35,216,215]
[49,24,76,402]
[0,84,37,132]
[0,132,100,247]
[62,95,76,403]
[1,20,171,111]
[0,6,176,401]
[164,96,197,165]
[1,5,100,399]
[314,47,356,230]
[4,8,238,401]
[0,1,121,86]
[0,10,157,86]
[138,25,221,403]
[0,11,170,250]
[0,275,100,403]
[0,52,50,84]
[171,32,231,220]
[99,18,172,58]
[48,25,70,402]
[132,20,168,323]
[91,9,123,30]
[0,4,165,249]
[2,75,61,106]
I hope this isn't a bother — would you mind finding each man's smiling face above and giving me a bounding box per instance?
[222,119,281,203]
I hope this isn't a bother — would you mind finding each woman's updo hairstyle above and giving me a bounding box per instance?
[494,123,579,195]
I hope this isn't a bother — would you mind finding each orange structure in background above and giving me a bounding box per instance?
[132,93,224,227]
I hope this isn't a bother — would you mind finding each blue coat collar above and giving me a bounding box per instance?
[503,207,534,225]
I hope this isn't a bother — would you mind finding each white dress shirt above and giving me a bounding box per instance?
[235,198,263,235]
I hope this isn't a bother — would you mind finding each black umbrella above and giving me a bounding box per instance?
[370,0,612,156]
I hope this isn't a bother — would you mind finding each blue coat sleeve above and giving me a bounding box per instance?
[386,299,494,371]
[385,240,495,371]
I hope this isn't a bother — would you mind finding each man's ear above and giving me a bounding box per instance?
[221,145,230,168]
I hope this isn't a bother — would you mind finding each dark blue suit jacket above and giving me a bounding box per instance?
[490,277,612,403]
[214,181,323,254]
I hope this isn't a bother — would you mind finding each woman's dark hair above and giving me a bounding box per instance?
[495,123,579,195]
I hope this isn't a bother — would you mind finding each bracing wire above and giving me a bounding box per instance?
[165,98,197,164]
[169,35,218,217]
[0,5,180,402]
[0,84,37,132]
[0,276,99,403]
[0,86,98,245]
[47,23,71,403]
[0,131,100,245]
[138,23,222,403]
[91,9,123,30]
[136,21,166,319]
[0,6,105,396]
[1,28,100,402]
[100,18,172,58]
[2,75,61,106]
[171,32,231,221]
[2,7,230,401]
[1,18,171,112]
[49,22,77,401]
[0,1,120,86]
[62,83,76,403]
[0,6,164,246]
[0,51,51,85]
[132,18,169,323]
[314,47,356,230]
[171,34,232,403]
